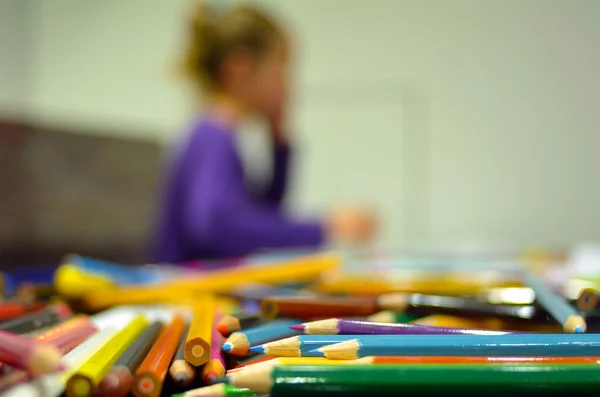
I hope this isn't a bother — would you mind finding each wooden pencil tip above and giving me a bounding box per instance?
[249,345,264,354]
[289,324,305,332]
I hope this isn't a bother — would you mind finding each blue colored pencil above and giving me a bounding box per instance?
[250,335,359,357]
[222,319,300,356]
[310,334,600,360]
[524,273,586,333]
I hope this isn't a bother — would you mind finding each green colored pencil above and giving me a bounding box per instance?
[223,364,600,395]
[172,383,253,396]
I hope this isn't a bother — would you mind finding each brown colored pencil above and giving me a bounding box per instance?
[261,296,379,319]
[169,324,195,387]
[0,329,65,376]
[95,321,163,397]
[133,314,185,397]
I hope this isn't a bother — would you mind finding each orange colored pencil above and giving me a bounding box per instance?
[133,314,185,397]
[352,356,600,365]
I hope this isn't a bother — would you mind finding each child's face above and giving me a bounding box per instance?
[248,37,290,117]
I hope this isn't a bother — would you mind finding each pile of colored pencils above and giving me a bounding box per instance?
[1,251,600,396]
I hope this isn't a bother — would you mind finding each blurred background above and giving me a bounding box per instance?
[1,0,599,267]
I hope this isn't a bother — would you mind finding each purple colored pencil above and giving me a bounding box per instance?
[290,318,519,335]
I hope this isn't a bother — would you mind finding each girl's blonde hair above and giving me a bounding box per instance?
[181,2,283,93]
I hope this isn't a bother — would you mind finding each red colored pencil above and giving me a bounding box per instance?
[0,300,46,321]
[0,329,65,376]
[201,312,227,382]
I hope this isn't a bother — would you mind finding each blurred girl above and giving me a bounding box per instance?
[153,2,374,263]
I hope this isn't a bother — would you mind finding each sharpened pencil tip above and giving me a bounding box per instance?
[307,348,325,357]
[289,324,305,332]
[214,376,230,384]
[216,324,229,335]
[222,343,232,352]
[172,393,184,397]
[575,326,584,333]
[249,345,265,353]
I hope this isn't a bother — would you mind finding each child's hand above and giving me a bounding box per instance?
[326,206,376,244]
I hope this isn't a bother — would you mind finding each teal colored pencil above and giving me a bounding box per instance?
[222,319,300,356]
[524,273,586,333]
[249,335,358,357]
[310,333,600,360]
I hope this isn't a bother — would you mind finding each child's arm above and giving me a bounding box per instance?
[254,142,291,206]
[182,133,323,258]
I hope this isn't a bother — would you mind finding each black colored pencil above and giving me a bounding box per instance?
[0,302,71,334]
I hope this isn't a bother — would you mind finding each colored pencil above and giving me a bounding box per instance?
[184,294,217,366]
[311,334,600,360]
[223,364,600,395]
[201,312,227,382]
[261,296,379,319]
[365,310,418,323]
[230,353,273,369]
[292,318,517,335]
[524,273,586,332]
[79,253,339,308]
[577,288,600,312]
[222,319,299,356]
[173,383,254,396]
[133,314,186,397]
[96,321,163,397]
[65,314,148,397]
[0,329,65,376]
[250,335,358,357]
[16,282,57,303]
[0,301,72,334]
[1,326,118,397]
[226,282,315,302]
[377,292,548,322]
[0,300,46,321]
[216,313,262,337]
[169,324,195,387]
[228,357,348,373]
[0,316,97,392]
[352,356,600,364]
[0,370,29,393]
[34,315,98,354]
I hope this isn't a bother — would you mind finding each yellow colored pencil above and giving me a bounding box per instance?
[185,295,217,366]
[80,253,339,309]
[228,357,346,373]
[65,314,148,397]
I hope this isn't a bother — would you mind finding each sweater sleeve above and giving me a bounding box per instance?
[255,143,292,206]
[181,132,324,258]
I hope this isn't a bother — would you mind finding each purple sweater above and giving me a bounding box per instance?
[152,119,324,263]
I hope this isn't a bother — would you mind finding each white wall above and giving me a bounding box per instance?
[0,0,30,118]
[5,0,600,248]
